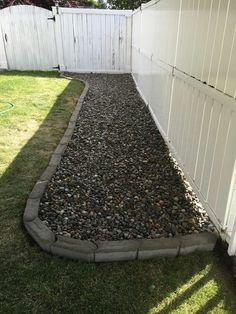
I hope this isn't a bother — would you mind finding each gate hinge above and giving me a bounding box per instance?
[220,227,227,234]
[48,16,56,22]
[171,66,175,76]
[53,65,60,70]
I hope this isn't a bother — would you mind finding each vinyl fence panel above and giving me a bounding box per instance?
[175,0,236,98]
[132,0,236,255]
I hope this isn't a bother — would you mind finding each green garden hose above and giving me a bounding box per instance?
[0,100,15,115]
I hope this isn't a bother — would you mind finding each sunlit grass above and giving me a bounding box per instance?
[0,71,235,313]
[0,71,84,248]
[148,265,213,313]
[0,72,83,177]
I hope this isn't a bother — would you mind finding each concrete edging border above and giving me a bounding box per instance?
[23,73,218,263]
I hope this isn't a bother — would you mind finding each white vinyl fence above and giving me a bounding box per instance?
[0,5,132,72]
[132,0,236,255]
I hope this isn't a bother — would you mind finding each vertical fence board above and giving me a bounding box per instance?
[0,19,7,69]
[194,97,213,189]
[208,0,230,88]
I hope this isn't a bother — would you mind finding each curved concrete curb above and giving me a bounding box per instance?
[23,73,218,263]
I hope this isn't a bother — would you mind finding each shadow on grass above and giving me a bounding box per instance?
[0,72,235,314]
[0,71,83,228]
[156,267,221,314]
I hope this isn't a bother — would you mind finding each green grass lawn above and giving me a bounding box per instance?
[0,71,236,314]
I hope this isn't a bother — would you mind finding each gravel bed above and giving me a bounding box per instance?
[39,73,214,241]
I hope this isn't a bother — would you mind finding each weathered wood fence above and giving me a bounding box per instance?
[53,7,132,73]
[0,6,57,70]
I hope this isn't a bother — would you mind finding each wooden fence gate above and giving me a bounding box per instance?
[53,7,132,73]
[0,5,58,70]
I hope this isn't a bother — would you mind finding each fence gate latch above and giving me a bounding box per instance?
[48,15,56,22]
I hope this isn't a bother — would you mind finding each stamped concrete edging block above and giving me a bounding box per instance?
[60,135,73,145]
[29,180,48,199]
[70,112,79,122]
[24,217,55,252]
[40,165,57,181]
[138,237,180,260]
[95,240,140,262]
[54,143,67,155]
[179,232,218,255]
[51,236,96,262]
[23,198,40,222]
[64,127,75,138]
[23,75,219,263]
[49,154,62,167]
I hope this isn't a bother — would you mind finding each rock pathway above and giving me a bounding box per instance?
[39,74,214,241]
